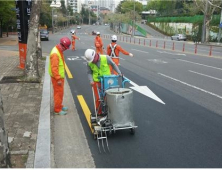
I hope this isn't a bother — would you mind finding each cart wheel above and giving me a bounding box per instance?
[93,134,97,140]
[130,128,135,135]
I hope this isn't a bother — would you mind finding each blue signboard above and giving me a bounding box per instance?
[219,23,222,28]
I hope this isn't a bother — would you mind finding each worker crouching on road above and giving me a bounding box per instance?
[85,49,122,115]
[48,37,71,115]
[107,35,134,74]
[94,32,104,54]
[71,30,80,51]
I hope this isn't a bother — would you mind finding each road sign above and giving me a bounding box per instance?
[219,23,222,28]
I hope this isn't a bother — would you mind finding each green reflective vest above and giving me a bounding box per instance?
[89,55,111,82]
[48,47,65,78]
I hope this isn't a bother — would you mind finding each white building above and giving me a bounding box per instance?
[68,0,81,13]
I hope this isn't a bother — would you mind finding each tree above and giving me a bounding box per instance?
[193,0,222,43]
[25,0,42,81]
[0,1,16,38]
[0,88,10,167]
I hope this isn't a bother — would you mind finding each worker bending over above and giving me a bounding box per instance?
[85,49,122,115]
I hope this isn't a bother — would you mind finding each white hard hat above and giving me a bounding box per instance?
[71,30,75,34]
[96,32,100,35]
[111,35,117,41]
[85,49,95,63]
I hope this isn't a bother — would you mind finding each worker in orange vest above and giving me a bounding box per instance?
[71,30,80,51]
[94,32,104,54]
[48,37,71,115]
[107,35,134,74]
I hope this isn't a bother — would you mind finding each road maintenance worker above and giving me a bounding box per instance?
[94,32,104,54]
[48,37,71,115]
[71,30,80,51]
[85,49,122,115]
[107,34,134,74]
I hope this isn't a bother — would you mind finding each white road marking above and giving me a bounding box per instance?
[177,59,222,71]
[159,73,222,99]
[67,56,81,60]
[147,59,168,64]
[132,49,149,53]
[157,50,186,56]
[126,77,165,104]
[189,70,222,81]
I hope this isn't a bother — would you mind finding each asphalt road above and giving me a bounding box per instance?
[41,25,222,168]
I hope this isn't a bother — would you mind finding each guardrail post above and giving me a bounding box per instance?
[209,46,212,56]
[195,44,197,54]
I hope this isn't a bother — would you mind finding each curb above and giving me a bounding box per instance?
[34,56,51,168]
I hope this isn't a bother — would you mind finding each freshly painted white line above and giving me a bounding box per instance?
[159,73,222,99]
[178,59,222,71]
[126,77,165,105]
[132,49,149,53]
[189,70,222,81]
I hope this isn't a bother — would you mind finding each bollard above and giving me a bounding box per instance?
[130,37,131,43]
[123,36,124,42]
[172,42,175,50]
[195,44,197,54]
[209,46,212,56]
[134,38,135,44]
[144,39,145,46]
[156,41,158,48]
[139,39,140,45]
[126,37,127,43]
[150,40,151,46]
[163,41,165,49]
[182,43,185,52]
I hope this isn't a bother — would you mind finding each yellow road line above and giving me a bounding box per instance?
[77,95,94,133]
[65,63,73,78]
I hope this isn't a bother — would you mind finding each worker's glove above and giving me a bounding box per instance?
[129,53,134,57]
[90,82,94,86]
[57,79,62,86]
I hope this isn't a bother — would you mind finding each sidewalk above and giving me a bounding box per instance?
[0,35,95,168]
[0,36,44,168]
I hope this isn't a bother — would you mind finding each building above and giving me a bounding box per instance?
[68,0,81,13]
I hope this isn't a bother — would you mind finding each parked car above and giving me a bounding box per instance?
[77,25,81,29]
[92,31,97,35]
[171,34,187,41]
[40,29,49,41]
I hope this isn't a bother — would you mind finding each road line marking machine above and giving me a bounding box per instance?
[90,75,137,153]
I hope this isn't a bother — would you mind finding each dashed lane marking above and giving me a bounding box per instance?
[77,95,94,133]
[65,63,73,78]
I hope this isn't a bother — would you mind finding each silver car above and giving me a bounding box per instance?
[171,34,187,41]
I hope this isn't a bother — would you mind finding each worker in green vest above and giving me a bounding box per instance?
[85,49,122,115]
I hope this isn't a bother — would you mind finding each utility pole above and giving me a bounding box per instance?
[218,8,222,44]
[201,0,209,43]
[131,0,135,37]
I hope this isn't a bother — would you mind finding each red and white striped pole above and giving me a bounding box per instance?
[182,43,185,52]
